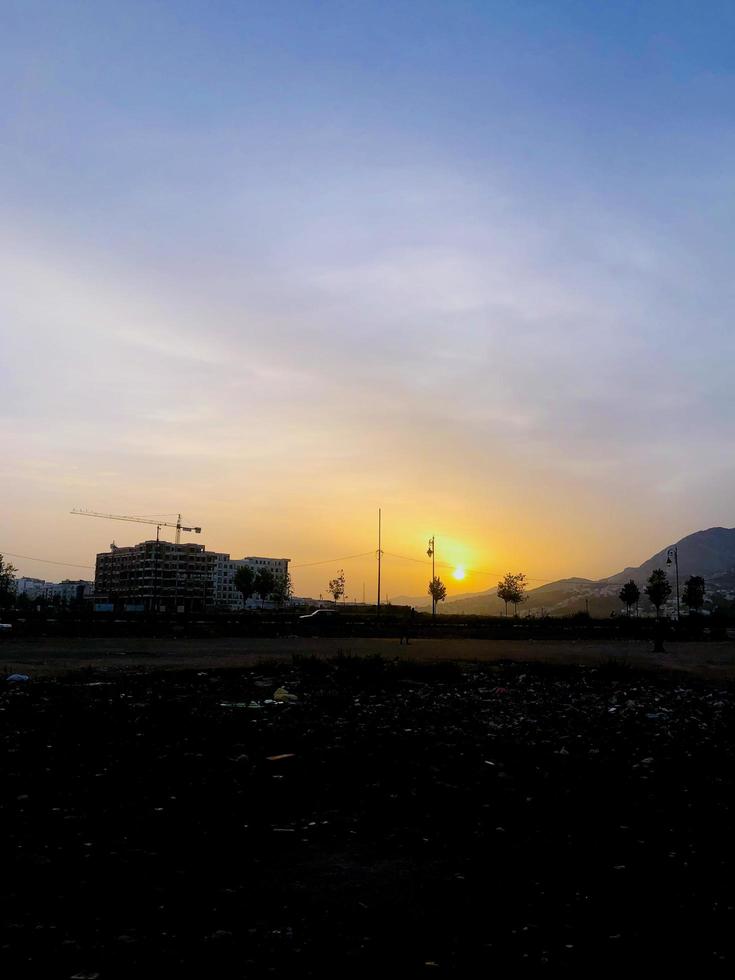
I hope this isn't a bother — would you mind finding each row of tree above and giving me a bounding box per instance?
[232,566,291,606]
[427,572,529,616]
[423,566,706,619]
[619,570,705,617]
[493,568,705,619]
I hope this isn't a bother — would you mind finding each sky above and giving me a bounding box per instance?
[2,0,735,601]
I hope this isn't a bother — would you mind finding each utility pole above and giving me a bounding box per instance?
[667,546,680,620]
[427,536,436,618]
[376,508,383,615]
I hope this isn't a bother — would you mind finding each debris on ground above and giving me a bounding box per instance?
[273,687,298,702]
[1,657,734,975]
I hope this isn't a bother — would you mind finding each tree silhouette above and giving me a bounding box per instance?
[428,576,447,609]
[497,572,527,616]
[271,572,292,607]
[0,554,17,610]
[682,575,705,614]
[328,569,345,604]
[254,568,276,606]
[233,566,256,607]
[644,568,672,618]
[619,579,640,616]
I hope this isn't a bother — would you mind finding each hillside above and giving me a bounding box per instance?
[605,526,735,585]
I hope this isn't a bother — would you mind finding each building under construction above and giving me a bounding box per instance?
[95,540,216,613]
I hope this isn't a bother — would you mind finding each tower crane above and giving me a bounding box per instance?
[71,509,202,544]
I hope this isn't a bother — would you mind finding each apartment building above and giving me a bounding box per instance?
[95,540,216,613]
[45,579,94,603]
[15,577,47,600]
[14,577,93,603]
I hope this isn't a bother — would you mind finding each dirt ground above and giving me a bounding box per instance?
[2,655,735,976]
[3,634,735,678]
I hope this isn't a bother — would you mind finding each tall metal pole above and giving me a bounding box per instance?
[377,508,382,615]
[427,536,435,618]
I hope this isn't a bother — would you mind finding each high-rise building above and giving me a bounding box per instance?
[95,540,216,613]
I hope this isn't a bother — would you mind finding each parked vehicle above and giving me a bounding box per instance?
[298,609,338,620]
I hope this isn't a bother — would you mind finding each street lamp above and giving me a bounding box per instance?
[427,536,435,618]
[666,546,680,620]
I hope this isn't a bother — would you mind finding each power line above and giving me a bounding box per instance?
[3,543,551,582]
[382,551,551,582]
[0,550,94,569]
[292,551,374,569]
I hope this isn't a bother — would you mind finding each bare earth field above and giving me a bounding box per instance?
[2,639,735,975]
[3,634,735,677]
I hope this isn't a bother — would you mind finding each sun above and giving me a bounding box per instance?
[452,566,466,581]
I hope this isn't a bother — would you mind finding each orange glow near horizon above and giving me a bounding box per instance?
[2,499,701,605]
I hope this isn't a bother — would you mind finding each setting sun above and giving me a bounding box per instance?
[452,566,466,581]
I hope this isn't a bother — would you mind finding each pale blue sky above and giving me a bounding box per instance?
[2,1,735,593]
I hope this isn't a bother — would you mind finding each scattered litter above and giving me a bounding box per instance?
[274,687,298,702]
[6,673,30,683]
[3,657,732,970]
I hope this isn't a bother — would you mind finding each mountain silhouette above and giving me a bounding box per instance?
[604,526,735,584]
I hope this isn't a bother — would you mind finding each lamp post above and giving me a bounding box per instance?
[666,546,680,620]
[427,536,435,618]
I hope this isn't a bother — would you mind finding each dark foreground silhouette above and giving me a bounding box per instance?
[2,658,734,975]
